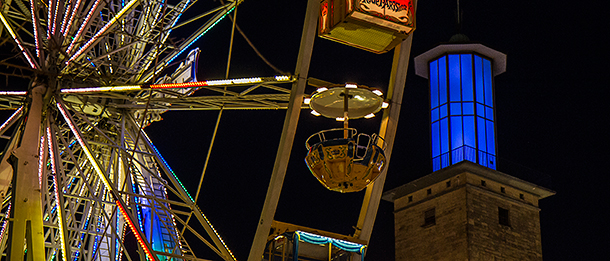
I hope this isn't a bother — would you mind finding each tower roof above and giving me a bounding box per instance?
[382,161,555,202]
[414,43,507,79]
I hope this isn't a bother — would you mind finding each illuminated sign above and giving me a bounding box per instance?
[318,0,415,53]
[356,0,414,26]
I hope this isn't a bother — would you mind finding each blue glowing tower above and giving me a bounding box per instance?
[414,37,506,171]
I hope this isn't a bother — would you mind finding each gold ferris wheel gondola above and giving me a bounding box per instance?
[305,84,388,193]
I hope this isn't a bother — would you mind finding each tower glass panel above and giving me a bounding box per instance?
[429,53,497,171]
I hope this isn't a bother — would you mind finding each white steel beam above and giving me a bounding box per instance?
[247,0,318,260]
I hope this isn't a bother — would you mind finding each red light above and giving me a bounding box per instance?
[116,200,155,260]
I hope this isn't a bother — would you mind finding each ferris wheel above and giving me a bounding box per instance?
[0,0,300,260]
[0,0,416,260]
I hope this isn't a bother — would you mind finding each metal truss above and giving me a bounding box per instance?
[0,0,241,85]
[0,93,238,260]
[0,0,248,260]
[0,0,393,260]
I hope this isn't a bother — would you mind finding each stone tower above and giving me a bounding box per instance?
[383,161,554,260]
[381,39,554,260]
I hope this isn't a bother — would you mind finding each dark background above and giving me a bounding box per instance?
[1,0,608,260]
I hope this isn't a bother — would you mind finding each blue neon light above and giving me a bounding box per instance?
[164,6,234,67]
[429,53,497,171]
[146,138,194,202]
[293,231,366,261]
[430,59,439,108]
[461,54,474,101]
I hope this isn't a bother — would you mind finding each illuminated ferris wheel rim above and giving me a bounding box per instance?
[0,0,245,86]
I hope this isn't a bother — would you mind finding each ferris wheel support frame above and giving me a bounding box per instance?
[247,0,319,260]
[248,0,418,260]
[6,84,46,260]
[354,0,419,244]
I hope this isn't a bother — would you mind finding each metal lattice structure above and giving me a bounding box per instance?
[0,0,417,260]
[0,0,299,260]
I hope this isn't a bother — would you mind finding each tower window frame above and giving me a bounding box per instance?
[422,208,436,227]
[499,207,510,227]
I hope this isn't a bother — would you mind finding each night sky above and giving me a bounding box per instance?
[1,0,608,260]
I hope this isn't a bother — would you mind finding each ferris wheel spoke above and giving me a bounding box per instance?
[140,1,239,82]
[0,0,270,259]
[62,0,83,38]
[0,105,23,137]
[55,100,163,261]
[0,9,39,69]
[66,0,140,67]
[28,0,44,60]
[50,96,236,260]
[44,123,73,261]
[66,0,103,54]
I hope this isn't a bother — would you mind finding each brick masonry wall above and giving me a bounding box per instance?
[394,187,469,261]
[467,185,542,261]
[393,171,543,261]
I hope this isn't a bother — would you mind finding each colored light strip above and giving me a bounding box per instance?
[150,77,262,89]
[195,205,236,260]
[60,85,142,93]
[64,0,84,37]
[51,0,60,35]
[58,103,154,259]
[146,5,234,81]
[133,129,236,259]
[295,230,366,253]
[56,102,114,191]
[50,250,57,261]
[140,130,194,202]
[90,216,102,259]
[130,173,144,230]
[275,75,290,81]
[164,0,192,35]
[47,0,53,38]
[67,0,138,65]
[145,0,193,72]
[47,127,69,261]
[29,0,40,57]
[0,106,23,133]
[117,224,126,261]
[67,0,102,53]
[73,208,93,261]
[0,11,37,69]
[38,135,45,189]
[59,75,291,93]
[0,203,12,244]
[116,199,155,261]
[0,91,27,95]
[60,2,72,35]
